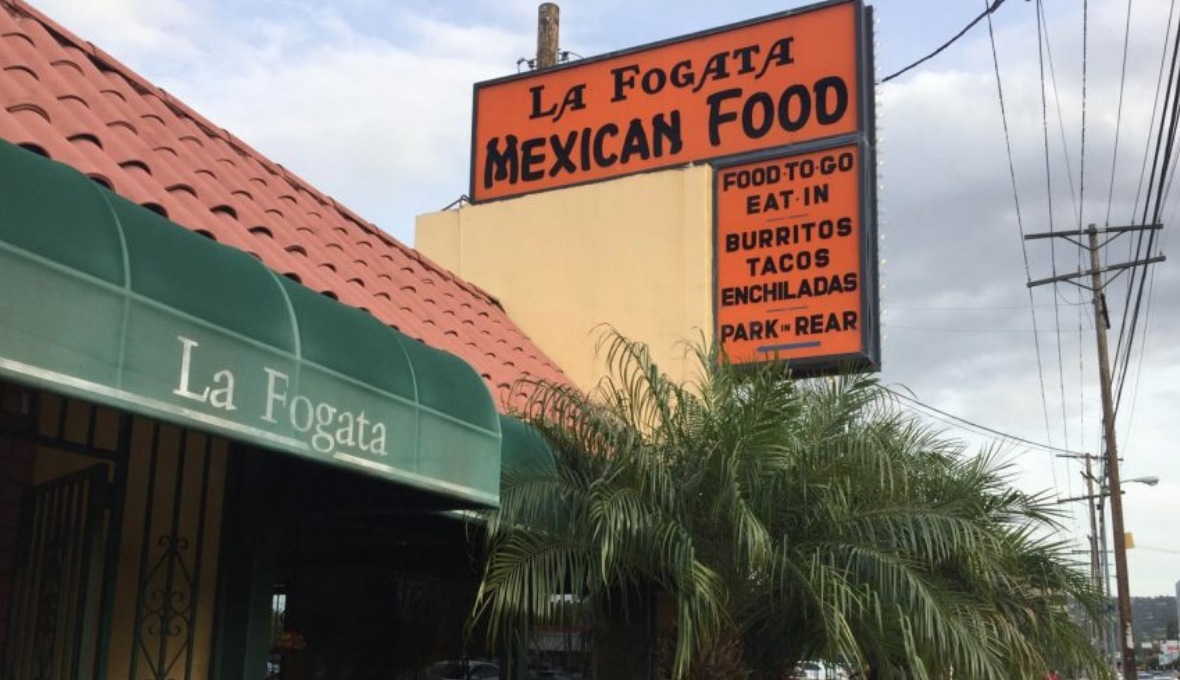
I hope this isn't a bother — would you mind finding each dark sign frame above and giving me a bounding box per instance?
[711,134,879,376]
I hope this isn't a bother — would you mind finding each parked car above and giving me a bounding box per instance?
[426,660,500,680]
[794,660,849,680]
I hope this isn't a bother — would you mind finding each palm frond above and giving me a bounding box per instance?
[475,331,1105,680]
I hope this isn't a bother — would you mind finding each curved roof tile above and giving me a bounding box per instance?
[0,0,568,410]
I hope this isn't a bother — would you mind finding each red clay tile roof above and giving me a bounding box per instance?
[0,0,567,410]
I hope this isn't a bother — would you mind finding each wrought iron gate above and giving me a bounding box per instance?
[6,464,110,680]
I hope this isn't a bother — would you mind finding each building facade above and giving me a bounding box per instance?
[0,1,561,678]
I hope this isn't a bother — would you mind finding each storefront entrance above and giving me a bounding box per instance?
[0,381,515,680]
[7,462,109,680]
[262,512,494,680]
[0,381,229,680]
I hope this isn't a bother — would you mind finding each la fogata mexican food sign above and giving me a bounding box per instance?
[471,0,867,202]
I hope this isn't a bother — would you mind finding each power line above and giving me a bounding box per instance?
[882,323,1091,334]
[1116,181,1174,435]
[1161,122,1180,206]
[1080,0,1090,237]
[1114,8,1180,418]
[880,0,1009,83]
[984,0,1060,475]
[885,388,1094,457]
[1066,0,1093,512]
[1036,0,1071,454]
[888,303,1085,311]
[1031,2,1090,476]
[1103,0,1136,229]
[1113,0,1180,399]
[1126,0,1179,227]
[1039,0,1082,228]
[1127,199,1180,445]
[1117,243,1161,457]
[1135,545,1180,555]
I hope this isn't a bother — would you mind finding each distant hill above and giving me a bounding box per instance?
[1131,595,1178,642]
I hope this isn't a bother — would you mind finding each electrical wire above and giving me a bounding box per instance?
[1160,124,1180,206]
[880,0,1009,83]
[1037,0,1091,513]
[1113,0,1179,399]
[1044,0,1095,475]
[1066,0,1092,519]
[1031,2,1090,480]
[1036,0,1072,454]
[983,1,1061,484]
[888,303,1081,311]
[1115,153,1176,425]
[1039,0,1082,229]
[1113,10,1180,418]
[1080,0,1089,237]
[1127,0,1180,227]
[1103,0,1136,229]
[881,325,1089,334]
[885,388,1095,457]
[1117,234,1162,456]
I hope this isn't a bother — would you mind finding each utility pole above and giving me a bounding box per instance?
[536,3,560,69]
[1098,487,1116,665]
[1087,224,1137,680]
[1058,452,1107,658]
[1083,456,1100,595]
[1027,223,1166,680]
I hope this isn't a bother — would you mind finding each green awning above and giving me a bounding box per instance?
[0,138,539,508]
[499,414,556,474]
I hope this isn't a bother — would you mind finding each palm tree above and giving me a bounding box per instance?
[474,332,1105,680]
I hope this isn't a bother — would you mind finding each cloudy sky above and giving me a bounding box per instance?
[31,0,1179,596]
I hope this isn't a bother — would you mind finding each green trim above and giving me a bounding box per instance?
[499,415,556,473]
[0,139,511,507]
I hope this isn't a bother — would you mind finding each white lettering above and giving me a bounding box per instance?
[209,370,237,411]
[173,336,210,403]
[356,411,371,452]
[369,423,387,456]
[335,412,356,447]
[312,403,337,453]
[257,367,391,458]
[290,395,314,432]
[261,368,289,424]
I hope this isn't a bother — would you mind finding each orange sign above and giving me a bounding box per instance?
[471,0,864,202]
[715,144,875,370]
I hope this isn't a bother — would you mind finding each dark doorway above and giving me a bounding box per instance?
[6,464,110,680]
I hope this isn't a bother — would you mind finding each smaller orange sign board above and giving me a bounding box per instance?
[715,143,875,370]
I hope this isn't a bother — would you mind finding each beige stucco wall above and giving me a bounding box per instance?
[415,166,714,391]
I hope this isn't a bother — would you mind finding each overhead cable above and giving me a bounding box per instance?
[885,388,1094,457]
[1114,7,1180,418]
[1112,0,1176,403]
[1036,0,1071,454]
[983,1,1061,480]
[880,0,1009,83]
[1103,0,1136,229]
